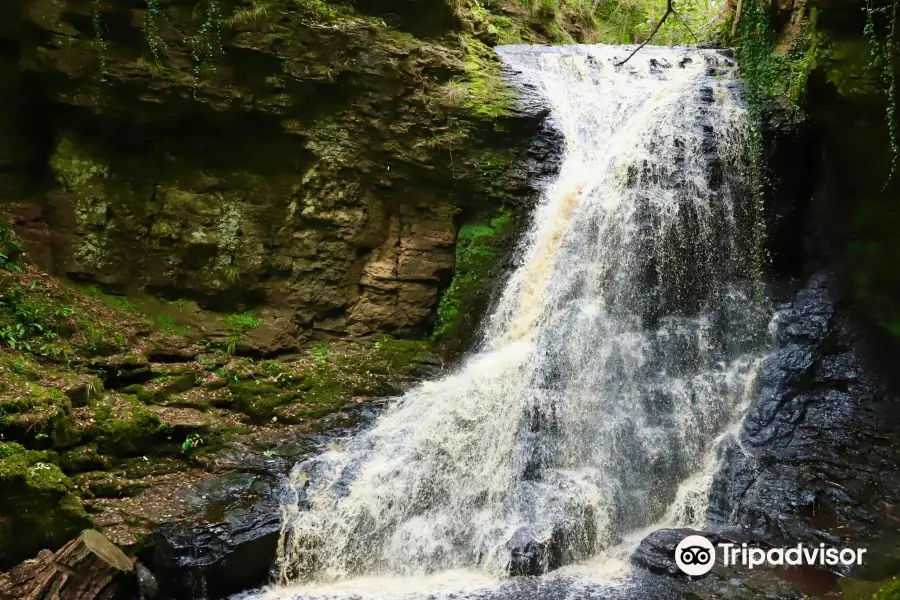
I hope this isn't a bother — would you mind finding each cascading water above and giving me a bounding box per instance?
[272,44,769,593]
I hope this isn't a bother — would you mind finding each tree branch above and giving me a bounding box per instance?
[671,7,699,42]
[615,0,674,67]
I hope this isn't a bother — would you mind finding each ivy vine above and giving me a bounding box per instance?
[92,0,226,81]
[185,0,225,75]
[144,0,168,64]
[92,0,109,83]
[864,0,900,181]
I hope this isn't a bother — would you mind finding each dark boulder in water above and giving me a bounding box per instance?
[151,471,282,600]
[708,274,900,570]
[631,528,701,577]
[506,527,564,576]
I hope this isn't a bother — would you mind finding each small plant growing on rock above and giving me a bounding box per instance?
[312,344,332,364]
[223,311,260,355]
[181,433,204,454]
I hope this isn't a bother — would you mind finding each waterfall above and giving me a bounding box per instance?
[275,45,768,587]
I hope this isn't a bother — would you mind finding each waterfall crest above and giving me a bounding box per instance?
[276,45,768,584]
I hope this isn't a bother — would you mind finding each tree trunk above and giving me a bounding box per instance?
[0,530,141,600]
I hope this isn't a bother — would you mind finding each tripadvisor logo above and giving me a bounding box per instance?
[675,535,716,576]
[674,534,868,577]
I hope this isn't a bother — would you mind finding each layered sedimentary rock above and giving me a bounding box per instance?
[0,0,560,347]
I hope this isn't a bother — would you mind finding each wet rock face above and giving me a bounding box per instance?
[143,407,387,600]
[626,276,900,597]
[631,528,702,577]
[150,472,282,600]
[506,527,564,576]
[707,274,900,564]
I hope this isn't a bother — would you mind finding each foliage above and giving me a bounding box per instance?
[515,0,724,45]
[737,0,818,113]
[864,0,900,180]
[92,0,109,83]
[181,432,204,453]
[223,311,261,355]
[312,344,332,364]
[144,0,168,65]
[296,0,341,21]
[0,286,65,351]
[434,208,514,340]
[0,220,23,273]
[187,0,225,75]
[875,579,900,600]
[227,0,277,26]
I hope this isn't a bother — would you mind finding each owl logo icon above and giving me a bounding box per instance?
[675,535,716,576]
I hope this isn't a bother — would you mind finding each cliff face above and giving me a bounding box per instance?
[0,0,577,349]
[742,0,900,346]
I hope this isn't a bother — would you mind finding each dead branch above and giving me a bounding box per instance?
[615,0,674,67]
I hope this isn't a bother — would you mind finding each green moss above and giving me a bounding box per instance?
[51,137,110,191]
[88,396,166,455]
[875,579,900,600]
[366,337,434,372]
[0,441,92,567]
[78,285,141,314]
[433,207,514,340]
[822,39,882,98]
[152,312,194,336]
[59,443,111,473]
[228,380,295,421]
[0,382,80,449]
[841,577,887,600]
[227,339,434,422]
[74,318,129,357]
[454,34,518,120]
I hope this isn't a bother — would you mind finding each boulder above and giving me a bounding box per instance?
[0,443,93,568]
[150,471,283,599]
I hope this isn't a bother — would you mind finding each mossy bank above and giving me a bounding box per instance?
[0,247,438,568]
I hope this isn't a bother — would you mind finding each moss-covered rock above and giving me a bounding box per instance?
[86,394,167,456]
[433,207,515,351]
[224,338,435,421]
[736,0,900,342]
[0,442,92,567]
[0,0,613,344]
[0,379,81,449]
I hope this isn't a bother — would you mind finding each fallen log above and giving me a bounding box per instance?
[0,529,151,600]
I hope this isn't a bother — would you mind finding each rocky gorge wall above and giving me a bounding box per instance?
[739,0,900,349]
[0,0,579,351]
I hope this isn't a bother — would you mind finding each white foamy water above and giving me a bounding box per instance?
[256,44,768,600]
